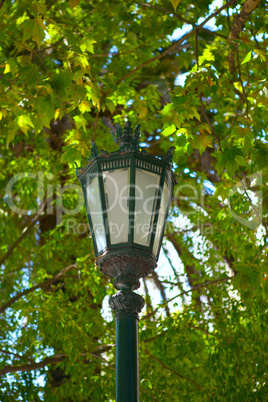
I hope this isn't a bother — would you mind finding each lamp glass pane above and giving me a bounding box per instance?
[86,176,107,253]
[153,180,170,256]
[103,168,130,244]
[134,168,160,246]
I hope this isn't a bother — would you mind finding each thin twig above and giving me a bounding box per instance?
[235,45,249,116]
[199,92,222,151]
[0,197,47,267]
[137,2,192,25]
[90,353,115,371]
[235,172,266,231]
[35,53,65,109]
[253,244,267,261]
[89,36,166,58]
[188,325,217,337]
[0,347,115,376]
[168,276,233,303]
[0,264,78,314]
[143,276,233,319]
[137,1,228,39]
[152,271,170,317]
[144,350,202,389]
[228,0,261,73]
[0,354,66,376]
[161,246,185,295]
[195,30,199,68]
[102,0,237,100]
[198,76,264,232]
[0,349,35,363]
[93,109,99,141]
[143,329,169,343]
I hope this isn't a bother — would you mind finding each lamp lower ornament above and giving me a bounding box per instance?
[97,253,156,291]
[109,290,145,318]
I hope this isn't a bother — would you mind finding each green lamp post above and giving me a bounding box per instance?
[77,121,176,402]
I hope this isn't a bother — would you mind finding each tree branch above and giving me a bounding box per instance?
[144,350,202,389]
[151,271,170,317]
[143,278,153,315]
[198,82,264,231]
[234,172,266,232]
[0,348,35,363]
[188,325,217,337]
[199,92,222,151]
[0,197,47,267]
[111,0,237,89]
[0,345,115,376]
[90,36,166,58]
[161,246,185,295]
[137,2,192,24]
[166,232,203,307]
[137,2,228,39]
[0,354,66,376]
[235,45,249,116]
[228,0,261,73]
[0,264,77,314]
[166,276,233,303]
[143,276,233,319]
[93,108,99,141]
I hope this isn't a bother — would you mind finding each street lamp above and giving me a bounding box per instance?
[77,121,176,402]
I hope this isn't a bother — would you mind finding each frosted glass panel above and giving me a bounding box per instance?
[153,180,170,256]
[134,169,160,246]
[103,168,130,244]
[86,176,107,253]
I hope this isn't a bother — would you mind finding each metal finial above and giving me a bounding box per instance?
[88,141,99,161]
[74,162,83,177]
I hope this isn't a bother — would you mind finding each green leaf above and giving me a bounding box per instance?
[105,99,116,114]
[74,114,87,131]
[234,155,247,166]
[80,35,96,54]
[79,100,91,114]
[169,0,181,12]
[37,98,55,128]
[242,51,252,64]
[22,17,45,47]
[162,124,176,136]
[69,0,80,9]
[17,114,34,134]
[33,17,46,48]
[195,135,213,154]
[217,146,244,176]
[7,130,16,145]
[176,134,186,147]
[22,19,36,41]
[4,57,17,74]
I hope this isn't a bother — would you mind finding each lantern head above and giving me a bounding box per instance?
[77,122,177,290]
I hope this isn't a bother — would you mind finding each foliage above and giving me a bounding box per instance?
[0,0,267,400]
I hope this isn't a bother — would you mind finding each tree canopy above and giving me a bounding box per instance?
[0,0,267,400]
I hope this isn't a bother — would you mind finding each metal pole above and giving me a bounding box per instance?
[110,290,145,402]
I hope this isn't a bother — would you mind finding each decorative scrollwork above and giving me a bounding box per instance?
[165,146,175,164]
[88,141,99,161]
[109,291,145,315]
[112,121,142,152]
[98,254,156,290]
[74,162,83,178]
[77,122,176,176]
